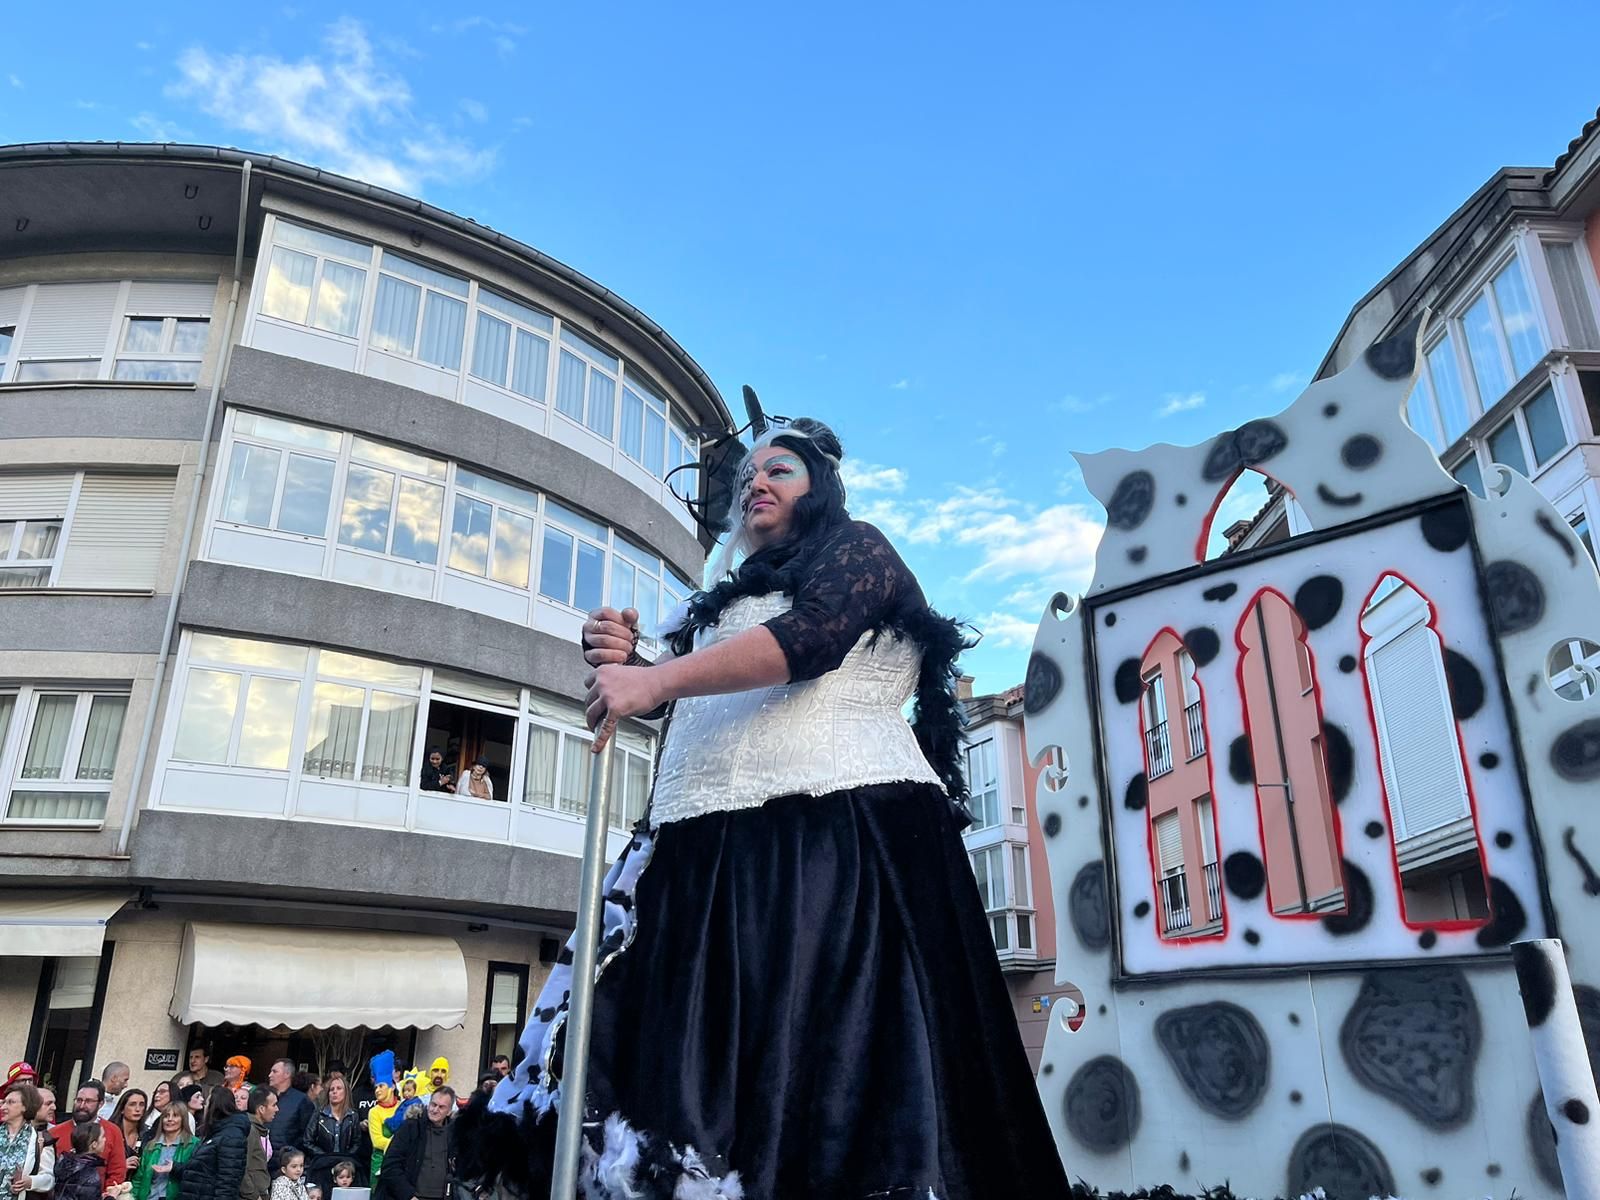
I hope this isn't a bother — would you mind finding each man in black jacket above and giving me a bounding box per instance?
[266,1059,313,1173]
[377,1089,455,1200]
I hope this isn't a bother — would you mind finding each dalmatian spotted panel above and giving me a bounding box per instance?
[1023,316,1600,1195]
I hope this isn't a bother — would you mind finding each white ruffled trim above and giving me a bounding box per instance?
[578,1113,744,1200]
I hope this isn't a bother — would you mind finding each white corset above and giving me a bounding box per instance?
[649,593,944,826]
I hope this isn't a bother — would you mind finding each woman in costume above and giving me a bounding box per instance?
[463,418,1068,1198]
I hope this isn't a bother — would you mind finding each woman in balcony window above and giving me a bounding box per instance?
[463,760,494,802]
[462,419,1069,1198]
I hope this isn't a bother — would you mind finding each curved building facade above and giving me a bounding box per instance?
[0,143,733,1096]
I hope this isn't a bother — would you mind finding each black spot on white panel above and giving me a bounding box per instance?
[1552,718,1600,783]
[1023,651,1063,715]
[1069,861,1110,952]
[1202,419,1289,483]
[1286,1123,1395,1200]
[1476,877,1528,948]
[1322,860,1372,936]
[1420,503,1470,553]
[1321,722,1354,803]
[1529,1092,1562,1189]
[1223,851,1266,900]
[1183,626,1220,667]
[1062,1056,1140,1153]
[1153,1001,1269,1119]
[1105,470,1156,531]
[1228,735,1254,785]
[1443,649,1486,720]
[1202,582,1238,603]
[1124,774,1147,811]
[1341,434,1382,469]
[1484,560,1546,635]
[1113,658,1143,705]
[1339,967,1480,1129]
[1293,575,1343,630]
[1043,813,1062,838]
[1366,315,1421,379]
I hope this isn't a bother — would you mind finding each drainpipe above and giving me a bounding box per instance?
[117,159,253,854]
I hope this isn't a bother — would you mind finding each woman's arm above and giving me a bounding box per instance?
[27,1139,55,1194]
[585,624,789,741]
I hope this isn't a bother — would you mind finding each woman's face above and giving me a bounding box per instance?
[151,1084,170,1110]
[162,1109,183,1137]
[1,1091,22,1124]
[327,1077,346,1107]
[471,765,486,779]
[739,446,811,549]
[124,1093,146,1124]
[233,1088,249,1111]
[188,1090,205,1113]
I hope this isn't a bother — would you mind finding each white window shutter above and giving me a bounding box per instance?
[57,473,177,589]
[17,282,120,358]
[126,280,218,316]
[1155,811,1185,872]
[0,286,25,328]
[1369,621,1470,838]
[0,472,75,520]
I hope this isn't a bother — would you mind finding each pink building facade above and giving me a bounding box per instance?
[1137,631,1223,939]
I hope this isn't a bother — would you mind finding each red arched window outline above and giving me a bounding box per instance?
[1356,571,1492,932]
[1232,587,1348,920]
[1137,627,1226,943]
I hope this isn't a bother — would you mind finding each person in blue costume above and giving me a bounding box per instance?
[459,418,1070,1199]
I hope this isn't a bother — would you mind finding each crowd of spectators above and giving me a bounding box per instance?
[0,1049,515,1200]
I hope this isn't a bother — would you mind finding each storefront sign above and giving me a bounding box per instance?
[144,1048,181,1072]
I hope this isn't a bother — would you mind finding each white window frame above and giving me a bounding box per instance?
[964,737,1000,830]
[1537,232,1600,351]
[0,686,131,826]
[520,711,651,831]
[446,470,541,595]
[554,327,621,441]
[468,289,554,405]
[1,279,213,386]
[369,250,471,370]
[304,653,424,789]
[538,500,610,614]
[213,415,342,543]
[0,472,85,590]
[335,438,449,568]
[0,320,16,380]
[255,218,374,341]
[113,313,211,383]
[169,636,311,774]
[1481,382,1573,479]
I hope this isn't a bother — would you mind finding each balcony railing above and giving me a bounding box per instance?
[1145,720,1174,779]
[1203,859,1222,922]
[1184,700,1206,760]
[1159,870,1191,935]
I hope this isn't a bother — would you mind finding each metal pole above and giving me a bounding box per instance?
[549,738,617,1200]
[1511,938,1600,1197]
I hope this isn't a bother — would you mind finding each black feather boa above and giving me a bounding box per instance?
[668,533,978,824]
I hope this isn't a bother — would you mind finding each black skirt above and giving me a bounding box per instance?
[461,783,1070,1199]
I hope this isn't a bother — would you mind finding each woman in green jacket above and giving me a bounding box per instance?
[132,1103,197,1200]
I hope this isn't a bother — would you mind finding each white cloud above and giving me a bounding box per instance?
[955,504,1102,585]
[8,74,21,89]
[494,35,517,58]
[135,41,154,52]
[460,98,488,123]
[840,461,907,494]
[131,112,190,141]
[511,115,534,130]
[1054,393,1108,415]
[974,609,1043,650]
[1269,370,1304,394]
[167,17,495,195]
[890,378,910,391]
[1158,391,1206,418]
[76,100,102,110]
[978,434,1007,458]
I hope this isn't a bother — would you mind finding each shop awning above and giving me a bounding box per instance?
[170,922,469,1030]
[0,890,129,957]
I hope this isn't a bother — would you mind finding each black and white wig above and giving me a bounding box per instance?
[702,417,849,586]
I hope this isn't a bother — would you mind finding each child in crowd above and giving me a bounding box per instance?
[54,1122,109,1200]
[330,1162,357,1193]
[269,1150,312,1200]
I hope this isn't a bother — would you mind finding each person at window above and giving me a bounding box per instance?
[302,1074,363,1196]
[131,1103,197,1200]
[96,1065,131,1122]
[109,1090,148,1176]
[264,1064,309,1175]
[462,761,493,801]
[419,750,454,794]
[240,1090,276,1200]
[180,1088,249,1200]
[187,1049,226,1093]
[2,1084,55,1198]
[51,1122,108,1200]
[460,418,1070,1197]
[49,1081,126,1189]
[375,1091,454,1200]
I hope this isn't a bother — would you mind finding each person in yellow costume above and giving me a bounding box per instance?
[421,1058,450,1098]
[365,1051,399,1184]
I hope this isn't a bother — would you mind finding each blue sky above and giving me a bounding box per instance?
[6,2,1598,692]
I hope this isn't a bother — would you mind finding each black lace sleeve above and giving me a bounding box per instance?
[762,521,921,682]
